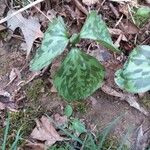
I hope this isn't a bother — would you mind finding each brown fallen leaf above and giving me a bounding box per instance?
[101,85,149,116]
[9,68,21,81]
[120,21,139,34]
[134,124,150,150]
[31,116,64,147]
[108,28,123,35]
[0,102,5,110]
[7,9,44,57]
[0,25,6,31]
[146,0,150,4]
[5,68,21,88]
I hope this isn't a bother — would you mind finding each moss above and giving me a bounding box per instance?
[73,101,88,114]
[25,79,45,101]
[2,79,50,148]
[102,137,129,150]
[5,105,46,148]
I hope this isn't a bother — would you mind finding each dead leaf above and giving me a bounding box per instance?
[115,34,128,47]
[146,0,150,4]
[119,4,129,16]
[31,116,64,147]
[7,9,44,57]
[0,25,6,31]
[4,68,21,88]
[108,28,123,35]
[0,102,5,110]
[101,85,149,116]
[120,21,139,34]
[0,1,6,18]
[53,113,68,126]
[10,68,21,81]
[50,85,57,93]
[134,125,149,150]
[82,0,99,5]
[124,95,149,116]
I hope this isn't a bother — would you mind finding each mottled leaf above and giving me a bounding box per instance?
[80,11,120,52]
[115,45,150,93]
[54,48,105,100]
[30,17,69,71]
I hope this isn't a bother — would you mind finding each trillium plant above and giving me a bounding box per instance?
[30,11,150,100]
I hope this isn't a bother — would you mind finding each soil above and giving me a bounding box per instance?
[0,0,150,149]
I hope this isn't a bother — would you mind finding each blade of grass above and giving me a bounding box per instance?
[10,127,23,150]
[2,114,10,150]
[117,126,133,150]
[97,114,123,149]
[83,133,97,150]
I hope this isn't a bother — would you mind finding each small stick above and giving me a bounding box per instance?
[27,0,52,22]
[0,0,44,24]
[115,14,123,27]
[109,3,120,18]
[74,0,88,15]
[127,4,135,24]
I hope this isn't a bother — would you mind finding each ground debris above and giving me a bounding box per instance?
[101,84,149,116]
[82,0,99,6]
[30,116,64,147]
[0,90,18,111]
[6,9,43,57]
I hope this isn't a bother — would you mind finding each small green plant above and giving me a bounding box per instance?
[30,11,150,100]
[133,6,150,27]
[47,114,130,150]
[1,114,22,150]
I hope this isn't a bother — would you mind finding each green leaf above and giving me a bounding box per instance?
[64,105,73,117]
[115,45,150,93]
[2,114,10,150]
[30,17,69,71]
[80,11,120,53]
[71,119,86,134]
[134,6,150,27]
[54,48,105,100]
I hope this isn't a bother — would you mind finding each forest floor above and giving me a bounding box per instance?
[0,0,150,149]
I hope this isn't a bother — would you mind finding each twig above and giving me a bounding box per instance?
[115,14,123,27]
[101,0,106,6]
[27,0,52,22]
[127,4,135,24]
[0,0,44,24]
[74,0,88,15]
[109,3,120,18]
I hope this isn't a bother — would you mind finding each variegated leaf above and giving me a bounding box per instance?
[54,48,105,100]
[30,17,69,71]
[80,11,120,52]
[115,45,150,93]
